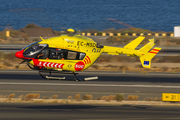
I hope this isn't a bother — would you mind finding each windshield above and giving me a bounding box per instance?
[23,43,48,58]
[22,41,40,50]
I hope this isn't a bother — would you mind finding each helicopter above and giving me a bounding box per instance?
[15,28,161,81]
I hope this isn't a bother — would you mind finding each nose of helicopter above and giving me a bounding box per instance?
[15,50,24,59]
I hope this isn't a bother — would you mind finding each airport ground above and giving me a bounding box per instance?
[1,70,180,100]
[1,70,180,119]
[0,103,180,120]
[1,36,180,119]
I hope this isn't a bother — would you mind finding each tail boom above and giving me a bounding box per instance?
[102,36,161,68]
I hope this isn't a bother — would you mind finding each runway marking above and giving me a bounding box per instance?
[1,71,180,78]
[0,90,160,96]
[1,107,180,117]
[0,82,180,88]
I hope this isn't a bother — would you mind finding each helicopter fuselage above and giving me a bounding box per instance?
[15,34,104,72]
[15,30,161,81]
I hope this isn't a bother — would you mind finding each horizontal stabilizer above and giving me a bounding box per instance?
[124,36,145,50]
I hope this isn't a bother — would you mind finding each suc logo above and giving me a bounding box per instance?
[75,61,85,71]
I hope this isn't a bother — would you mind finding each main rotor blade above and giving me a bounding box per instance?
[107,18,134,28]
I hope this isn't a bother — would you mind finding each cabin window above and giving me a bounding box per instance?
[36,48,86,60]
[67,51,77,60]
[79,53,86,60]
[49,49,64,59]
[65,51,85,60]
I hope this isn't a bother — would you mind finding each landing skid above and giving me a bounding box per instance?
[45,76,66,80]
[39,70,98,81]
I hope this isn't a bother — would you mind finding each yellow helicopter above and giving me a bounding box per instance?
[15,28,161,81]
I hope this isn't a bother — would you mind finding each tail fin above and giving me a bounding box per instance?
[140,47,161,68]
[124,36,145,50]
[139,38,155,53]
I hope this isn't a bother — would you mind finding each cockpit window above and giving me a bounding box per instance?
[36,49,49,59]
[23,43,48,58]
[22,41,39,50]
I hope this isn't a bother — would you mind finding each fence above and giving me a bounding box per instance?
[81,32,174,37]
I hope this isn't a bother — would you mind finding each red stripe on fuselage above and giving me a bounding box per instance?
[84,60,87,64]
[33,59,64,69]
[86,56,91,63]
[85,58,89,64]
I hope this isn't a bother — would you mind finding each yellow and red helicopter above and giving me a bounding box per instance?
[15,29,161,81]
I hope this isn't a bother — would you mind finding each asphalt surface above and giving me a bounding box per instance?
[0,103,179,120]
[1,70,180,100]
[1,70,180,119]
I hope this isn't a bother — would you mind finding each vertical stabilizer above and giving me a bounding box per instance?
[140,47,161,68]
[139,38,155,53]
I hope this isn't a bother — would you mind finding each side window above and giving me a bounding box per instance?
[36,48,86,60]
[79,53,86,60]
[49,49,63,59]
[66,51,86,60]
[67,52,77,59]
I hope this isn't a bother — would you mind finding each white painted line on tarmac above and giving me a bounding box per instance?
[0,82,180,88]
[1,71,180,78]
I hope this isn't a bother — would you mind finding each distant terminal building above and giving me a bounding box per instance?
[174,26,180,37]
